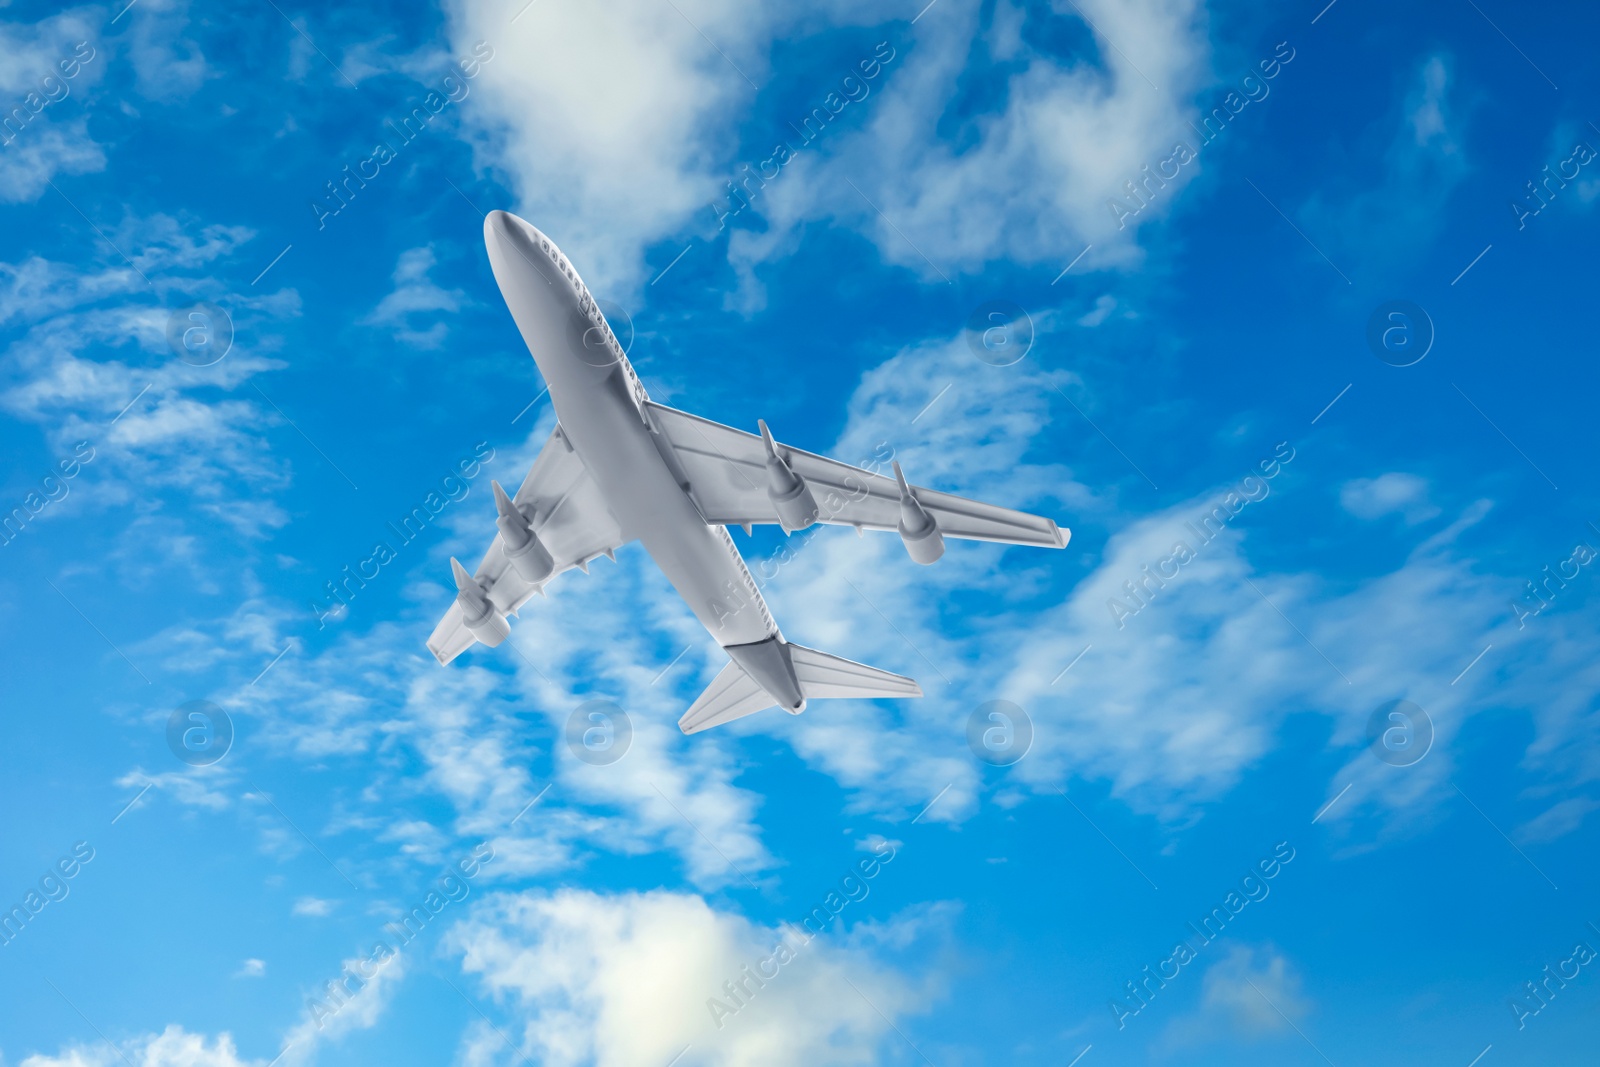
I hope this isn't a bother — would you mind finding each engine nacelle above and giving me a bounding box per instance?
[893,461,945,565]
[759,419,819,533]
[492,480,555,584]
[451,557,510,647]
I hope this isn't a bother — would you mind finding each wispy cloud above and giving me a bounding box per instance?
[359,246,465,348]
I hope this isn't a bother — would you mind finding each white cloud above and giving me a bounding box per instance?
[0,218,300,552]
[359,246,465,349]
[18,1026,255,1067]
[279,949,409,1067]
[1200,945,1308,1032]
[235,958,267,978]
[122,0,212,101]
[15,954,397,1066]
[115,765,232,814]
[1339,472,1439,524]
[1302,54,1468,270]
[449,0,1209,295]
[1004,497,1515,822]
[446,0,771,293]
[1517,795,1600,844]
[1161,944,1309,1048]
[1407,55,1454,152]
[186,413,802,888]
[125,216,256,276]
[1077,295,1119,327]
[292,896,336,917]
[1519,609,1600,791]
[0,9,108,201]
[0,118,105,202]
[215,555,776,889]
[446,888,938,1067]
[729,0,1210,294]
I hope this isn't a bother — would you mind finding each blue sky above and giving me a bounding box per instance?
[2,0,1599,1064]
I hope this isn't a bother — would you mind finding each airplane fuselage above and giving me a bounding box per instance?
[482,212,799,701]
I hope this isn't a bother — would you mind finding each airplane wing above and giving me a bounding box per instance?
[427,424,627,664]
[641,401,1069,548]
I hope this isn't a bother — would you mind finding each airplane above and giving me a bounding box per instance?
[427,210,1070,734]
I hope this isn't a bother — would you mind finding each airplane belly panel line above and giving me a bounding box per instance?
[426,209,1071,734]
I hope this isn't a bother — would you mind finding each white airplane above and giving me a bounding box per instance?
[428,211,1070,734]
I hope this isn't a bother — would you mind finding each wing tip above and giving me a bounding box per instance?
[677,708,732,735]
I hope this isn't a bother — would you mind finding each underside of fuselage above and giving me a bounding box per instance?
[483,210,779,652]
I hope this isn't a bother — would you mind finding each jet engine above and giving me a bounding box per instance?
[893,461,944,565]
[759,420,819,533]
[451,557,510,646]
[491,480,555,584]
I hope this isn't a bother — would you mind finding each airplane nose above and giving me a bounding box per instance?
[484,209,538,255]
[483,210,561,294]
[481,209,602,384]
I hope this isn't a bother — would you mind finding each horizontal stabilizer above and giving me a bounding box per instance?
[679,660,778,734]
[677,641,922,734]
[787,644,924,699]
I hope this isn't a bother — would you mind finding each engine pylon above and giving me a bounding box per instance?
[492,480,555,584]
[759,419,820,533]
[451,557,510,646]
[892,461,944,565]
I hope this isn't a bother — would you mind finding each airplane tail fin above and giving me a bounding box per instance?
[678,642,922,735]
